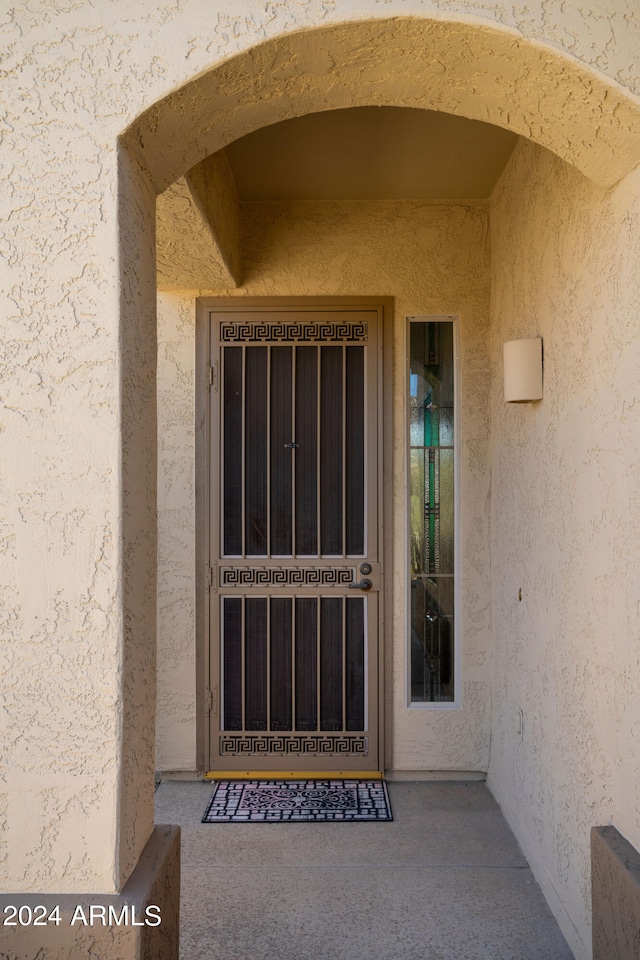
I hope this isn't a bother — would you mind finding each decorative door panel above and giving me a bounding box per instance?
[207,308,381,771]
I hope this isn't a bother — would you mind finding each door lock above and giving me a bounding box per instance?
[359,563,372,575]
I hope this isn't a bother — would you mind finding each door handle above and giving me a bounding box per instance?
[349,578,372,591]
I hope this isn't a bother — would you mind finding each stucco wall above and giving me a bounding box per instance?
[4,0,640,901]
[126,14,640,193]
[156,199,492,773]
[157,294,198,771]
[488,139,640,960]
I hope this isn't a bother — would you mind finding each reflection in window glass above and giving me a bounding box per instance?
[409,321,455,702]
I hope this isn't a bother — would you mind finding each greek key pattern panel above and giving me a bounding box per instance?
[220,321,368,343]
[220,735,368,756]
[220,567,356,588]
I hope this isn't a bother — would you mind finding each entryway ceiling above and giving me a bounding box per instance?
[156,106,519,289]
[225,107,519,202]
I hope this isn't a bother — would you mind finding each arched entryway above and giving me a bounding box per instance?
[117,16,640,955]
[123,17,640,190]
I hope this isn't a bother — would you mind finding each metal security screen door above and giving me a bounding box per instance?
[205,304,382,772]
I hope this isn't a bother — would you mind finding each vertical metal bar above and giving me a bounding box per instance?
[266,345,271,558]
[363,597,368,731]
[241,345,246,560]
[342,344,346,558]
[266,595,271,732]
[316,595,322,731]
[291,596,296,732]
[363,341,369,559]
[219,347,224,558]
[219,600,225,730]
[240,596,246,732]
[291,345,296,559]
[316,346,321,557]
[341,595,346,733]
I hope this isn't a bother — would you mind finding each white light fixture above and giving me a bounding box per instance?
[503,337,543,402]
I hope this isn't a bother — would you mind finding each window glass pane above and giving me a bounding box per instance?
[438,448,454,575]
[409,321,455,703]
[410,576,454,702]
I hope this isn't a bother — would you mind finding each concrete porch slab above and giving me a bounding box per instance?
[155,780,573,960]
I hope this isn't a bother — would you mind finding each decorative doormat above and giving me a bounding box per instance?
[202,779,393,823]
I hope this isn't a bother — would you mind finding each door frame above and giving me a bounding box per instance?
[195,296,394,774]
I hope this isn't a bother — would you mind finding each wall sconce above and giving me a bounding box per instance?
[503,337,543,402]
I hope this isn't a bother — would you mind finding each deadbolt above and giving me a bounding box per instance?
[360,563,372,575]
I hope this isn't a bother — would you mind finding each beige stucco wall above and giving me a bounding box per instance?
[488,139,640,960]
[156,199,492,773]
[127,15,640,192]
[3,0,640,906]
[157,294,198,771]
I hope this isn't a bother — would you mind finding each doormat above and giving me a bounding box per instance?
[202,779,392,822]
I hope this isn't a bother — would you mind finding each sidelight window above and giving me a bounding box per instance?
[408,318,457,704]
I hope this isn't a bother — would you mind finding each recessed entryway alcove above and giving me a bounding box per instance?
[117,17,640,959]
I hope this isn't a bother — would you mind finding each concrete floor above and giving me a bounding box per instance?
[154,780,574,960]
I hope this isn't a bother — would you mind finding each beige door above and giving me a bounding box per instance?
[206,304,382,772]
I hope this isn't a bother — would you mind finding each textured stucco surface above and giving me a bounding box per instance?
[0,825,180,959]
[1,61,125,895]
[157,177,236,290]
[186,151,243,285]
[117,145,159,890]
[157,155,243,290]
[126,17,640,192]
[3,0,640,908]
[488,138,640,960]
[156,199,493,774]
[157,294,198,772]
[592,826,640,960]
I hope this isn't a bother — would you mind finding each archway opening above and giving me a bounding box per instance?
[118,18,640,955]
